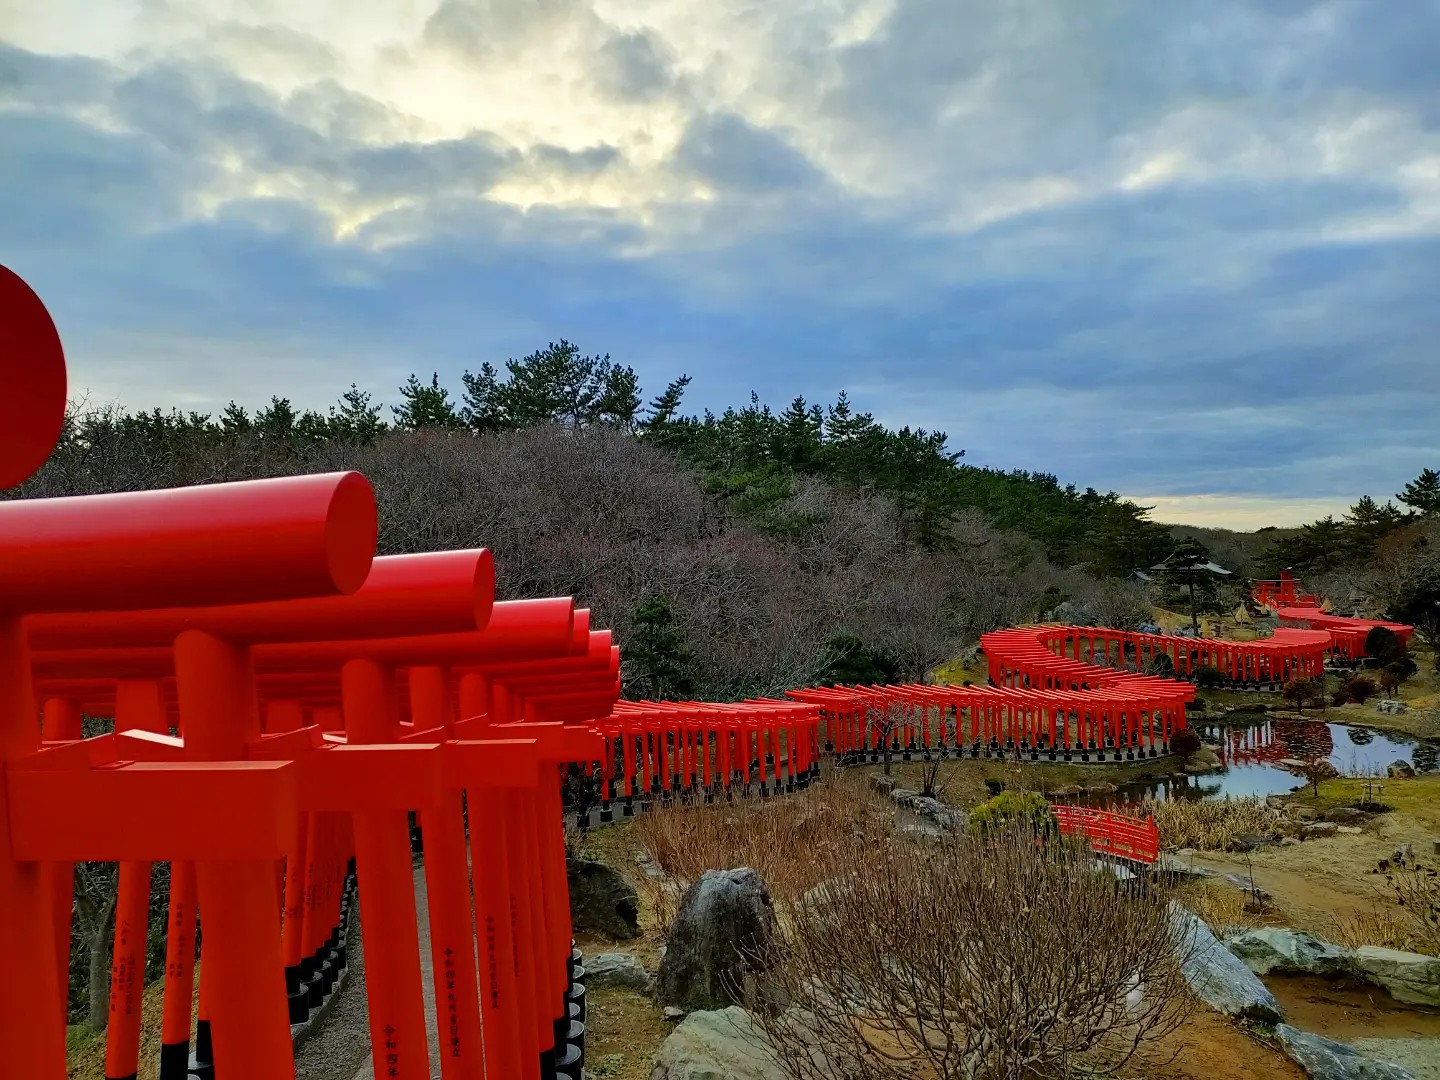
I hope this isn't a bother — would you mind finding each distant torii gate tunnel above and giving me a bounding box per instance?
[0,267,1412,1079]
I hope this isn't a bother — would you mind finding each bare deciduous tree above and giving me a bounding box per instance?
[750,823,1191,1080]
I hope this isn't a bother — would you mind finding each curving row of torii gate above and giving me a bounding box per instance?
[4,266,1398,1080]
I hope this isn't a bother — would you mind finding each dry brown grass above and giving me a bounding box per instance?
[1172,879,1268,940]
[1329,868,1440,957]
[630,767,893,926]
[1144,796,1293,852]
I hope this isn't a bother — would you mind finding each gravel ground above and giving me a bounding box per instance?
[345,866,443,1080]
[294,910,372,1080]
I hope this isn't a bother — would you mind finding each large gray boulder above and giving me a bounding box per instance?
[649,1007,783,1080]
[567,857,640,940]
[657,868,777,1012]
[1227,928,1355,977]
[586,952,653,993]
[1275,1024,1418,1080]
[1354,947,1440,1008]
[1169,904,1283,1023]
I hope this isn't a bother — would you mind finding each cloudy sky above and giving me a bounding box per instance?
[3,0,1437,529]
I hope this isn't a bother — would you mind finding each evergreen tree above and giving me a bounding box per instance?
[254,396,298,439]
[392,373,464,429]
[623,597,694,700]
[460,363,505,432]
[219,401,252,434]
[595,363,642,430]
[1399,468,1440,515]
[329,384,387,444]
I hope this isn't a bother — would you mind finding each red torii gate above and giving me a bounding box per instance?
[1,266,621,1080]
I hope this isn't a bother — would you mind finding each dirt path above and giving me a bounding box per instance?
[1188,816,1434,937]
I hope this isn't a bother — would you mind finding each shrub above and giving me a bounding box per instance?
[969,790,1054,835]
[1378,669,1401,698]
[1344,677,1377,704]
[1282,677,1322,712]
[751,821,1192,1080]
[1365,626,1404,664]
[1387,655,1419,680]
[1169,729,1203,758]
[1192,664,1226,689]
[1145,651,1176,678]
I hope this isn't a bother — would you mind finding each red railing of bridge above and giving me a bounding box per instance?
[1053,805,1160,865]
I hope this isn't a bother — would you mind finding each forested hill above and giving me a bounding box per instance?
[10,341,1184,698]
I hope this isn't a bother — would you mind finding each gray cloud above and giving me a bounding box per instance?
[673,112,823,194]
[0,2,1437,522]
[593,30,675,103]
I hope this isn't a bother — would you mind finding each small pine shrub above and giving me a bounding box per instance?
[1169,729,1203,757]
[1193,665,1226,689]
[969,790,1054,835]
[1344,677,1377,704]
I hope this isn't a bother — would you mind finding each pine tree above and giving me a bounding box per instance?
[623,598,694,700]
[254,396,298,439]
[219,401,252,434]
[392,373,464,429]
[1399,468,1440,515]
[329,384,386,444]
[460,363,505,432]
[595,363,642,429]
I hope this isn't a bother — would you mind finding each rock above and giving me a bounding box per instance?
[1353,947,1440,1008]
[1352,1039,1440,1080]
[569,858,641,939]
[586,952,653,993]
[663,1006,686,1022]
[1279,757,1309,771]
[1324,808,1368,824]
[1227,833,1277,853]
[1049,784,1083,797]
[1169,903,1283,1023]
[1388,760,1417,779]
[1184,747,1223,774]
[1084,781,1118,795]
[1337,825,1365,835]
[899,821,943,843]
[650,1007,826,1080]
[1280,836,1303,846]
[1275,1023,1418,1080]
[868,775,896,795]
[657,868,777,1013]
[1292,806,1321,821]
[1306,822,1341,838]
[889,788,919,806]
[910,796,957,828]
[1377,700,1410,715]
[1226,928,1354,977]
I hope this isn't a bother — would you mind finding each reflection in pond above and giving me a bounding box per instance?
[1121,719,1440,803]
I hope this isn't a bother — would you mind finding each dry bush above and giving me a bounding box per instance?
[1143,796,1290,851]
[1391,868,1440,956]
[1327,905,1420,954]
[749,821,1191,1080]
[1173,879,1264,940]
[631,768,892,927]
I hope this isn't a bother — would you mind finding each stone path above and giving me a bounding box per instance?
[295,864,443,1080]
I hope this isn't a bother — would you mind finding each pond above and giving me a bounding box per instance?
[1122,714,1440,802]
